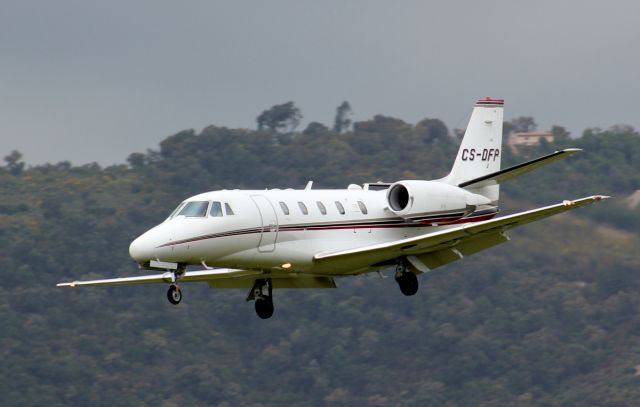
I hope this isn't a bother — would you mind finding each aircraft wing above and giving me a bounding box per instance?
[57,268,262,287]
[313,195,609,274]
[57,268,337,290]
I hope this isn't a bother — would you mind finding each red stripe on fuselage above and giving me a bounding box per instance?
[155,213,498,248]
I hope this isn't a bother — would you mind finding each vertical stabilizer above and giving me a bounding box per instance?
[443,97,504,202]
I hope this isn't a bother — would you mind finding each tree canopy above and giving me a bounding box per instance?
[2,111,640,406]
[256,101,303,133]
[333,101,353,134]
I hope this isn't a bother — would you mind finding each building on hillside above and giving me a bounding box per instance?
[507,131,554,151]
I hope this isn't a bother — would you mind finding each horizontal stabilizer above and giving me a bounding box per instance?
[459,148,581,189]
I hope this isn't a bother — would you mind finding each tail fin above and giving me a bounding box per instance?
[443,97,504,202]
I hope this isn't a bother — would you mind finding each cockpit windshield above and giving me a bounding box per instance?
[176,201,209,217]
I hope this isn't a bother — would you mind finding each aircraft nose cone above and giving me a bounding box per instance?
[129,235,153,263]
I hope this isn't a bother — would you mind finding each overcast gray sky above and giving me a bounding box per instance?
[1,0,638,165]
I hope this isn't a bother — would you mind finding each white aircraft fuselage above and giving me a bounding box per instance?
[129,184,498,276]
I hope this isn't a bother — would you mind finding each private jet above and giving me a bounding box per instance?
[58,97,608,318]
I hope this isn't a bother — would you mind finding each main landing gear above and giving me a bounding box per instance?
[250,278,274,319]
[395,261,419,296]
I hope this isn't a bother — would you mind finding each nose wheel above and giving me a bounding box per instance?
[167,284,182,304]
[165,266,185,305]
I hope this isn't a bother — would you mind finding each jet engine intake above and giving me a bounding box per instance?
[385,180,491,221]
[388,183,410,212]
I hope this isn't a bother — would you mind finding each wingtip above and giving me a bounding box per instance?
[562,195,610,207]
[563,148,583,153]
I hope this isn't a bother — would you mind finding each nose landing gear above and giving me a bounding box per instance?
[167,284,182,304]
[166,265,186,305]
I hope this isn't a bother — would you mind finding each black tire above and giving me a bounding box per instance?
[167,285,182,305]
[255,298,274,319]
[396,272,419,296]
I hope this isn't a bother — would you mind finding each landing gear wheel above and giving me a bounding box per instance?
[396,271,419,296]
[255,297,274,319]
[167,284,182,305]
[249,278,275,319]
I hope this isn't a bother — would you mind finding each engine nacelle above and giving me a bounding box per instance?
[386,180,491,220]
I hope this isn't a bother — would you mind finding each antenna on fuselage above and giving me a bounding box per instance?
[305,181,313,190]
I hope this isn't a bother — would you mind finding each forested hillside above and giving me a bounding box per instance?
[2,109,640,406]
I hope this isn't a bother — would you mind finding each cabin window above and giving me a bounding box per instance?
[178,201,209,217]
[210,201,223,217]
[316,201,327,215]
[298,202,309,215]
[335,201,345,215]
[357,201,368,215]
[224,203,235,215]
[279,202,290,215]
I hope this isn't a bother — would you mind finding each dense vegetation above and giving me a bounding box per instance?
[2,107,640,406]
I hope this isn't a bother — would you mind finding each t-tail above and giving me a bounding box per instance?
[442,97,584,204]
[442,97,504,203]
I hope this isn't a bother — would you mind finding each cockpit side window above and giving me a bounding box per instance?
[224,203,235,215]
[210,201,223,217]
[177,201,209,217]
[169,202,186,219]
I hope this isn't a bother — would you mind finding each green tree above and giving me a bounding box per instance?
[415,118,451,144]
[551,125,571,142]
[607,124,637,135]
[303,122,330,136]
[510,116,537,133]
[333,101,352,134]
[4,150,25,175]
[256,101,302,133]
[127,152,146,169]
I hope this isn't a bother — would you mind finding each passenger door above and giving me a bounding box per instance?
[250,195,279,252]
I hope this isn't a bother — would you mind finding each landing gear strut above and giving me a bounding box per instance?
[250,278,274,319]
[395,262,419,296]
